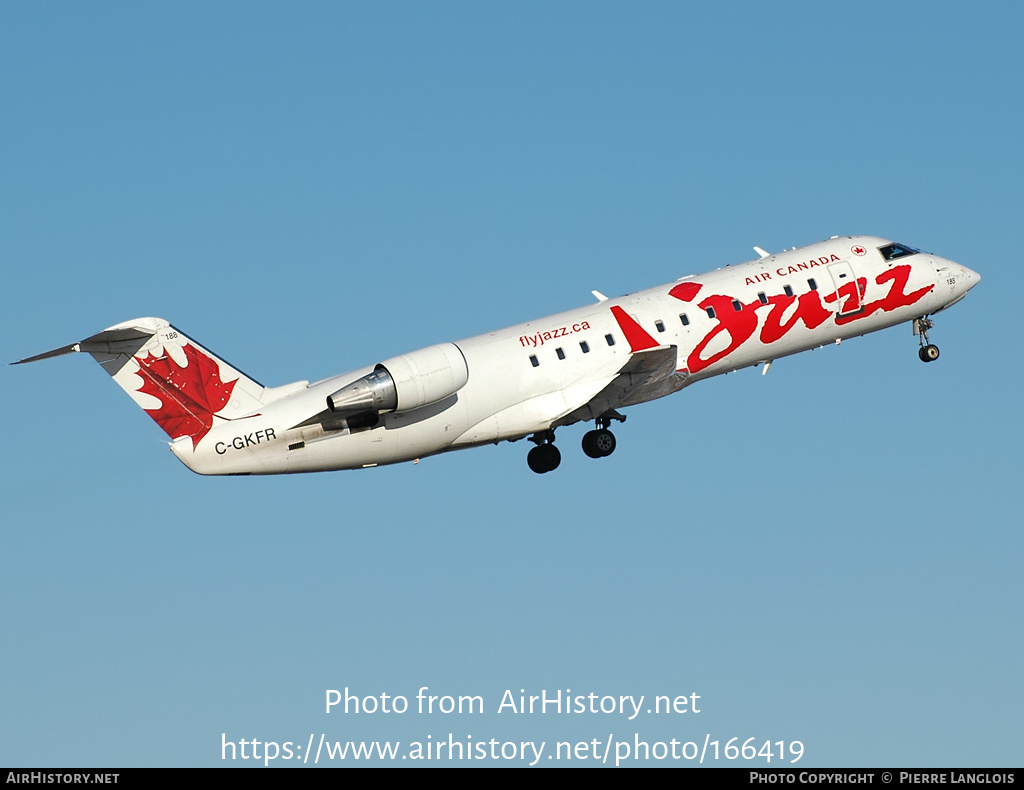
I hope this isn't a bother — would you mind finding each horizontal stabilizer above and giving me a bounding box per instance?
[13,343,82,365]
[13,325,155,365]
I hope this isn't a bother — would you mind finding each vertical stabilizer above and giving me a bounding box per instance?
[16,318,267,448]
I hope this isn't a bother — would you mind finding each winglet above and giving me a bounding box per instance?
[609,306,659,352]
[754,246,770,259]
[592,290,608,302]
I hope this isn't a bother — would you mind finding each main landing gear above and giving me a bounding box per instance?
[527,412,626,473]
[527,431,561,474]
[582,411,625,459]
[582,428,616,458]
[914,316,940,363]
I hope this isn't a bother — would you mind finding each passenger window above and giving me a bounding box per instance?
[529,355,539,367]
[784,285,794,297]
[706,307,716,319]
[580,341,590,353]
[757,292,768,304]
[807,278,817,291]
[732,299,742,312]
[655,320,665,333]
[556,348,565,360]
[679,313,690,326]
[605,334,616,346]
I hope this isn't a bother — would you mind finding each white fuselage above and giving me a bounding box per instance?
[172,236,979,474]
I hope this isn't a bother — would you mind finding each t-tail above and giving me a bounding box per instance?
[14,317,267,449]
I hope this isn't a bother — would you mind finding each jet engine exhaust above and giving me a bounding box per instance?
[326,367,397,415]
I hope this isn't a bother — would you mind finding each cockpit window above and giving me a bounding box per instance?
[878,242,918,261]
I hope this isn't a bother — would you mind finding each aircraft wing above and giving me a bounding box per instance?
[554,344,687,427]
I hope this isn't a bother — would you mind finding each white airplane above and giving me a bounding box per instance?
[16,235,979,475]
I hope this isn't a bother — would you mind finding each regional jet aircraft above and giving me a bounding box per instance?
[15,236,979,474]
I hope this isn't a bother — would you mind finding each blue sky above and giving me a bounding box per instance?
[2,1,1021,767]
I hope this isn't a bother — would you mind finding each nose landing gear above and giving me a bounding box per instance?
[914,317,940,363]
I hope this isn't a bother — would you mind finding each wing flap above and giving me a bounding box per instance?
[555,344,687,427]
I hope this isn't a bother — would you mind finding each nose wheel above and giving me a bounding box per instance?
[913,317,940,363]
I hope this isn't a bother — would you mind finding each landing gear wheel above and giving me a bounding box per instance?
[582,428,616,458]
[527,443,561,474]
[914,317,940,363]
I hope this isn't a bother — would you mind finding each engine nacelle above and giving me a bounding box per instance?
[326,342,469,416]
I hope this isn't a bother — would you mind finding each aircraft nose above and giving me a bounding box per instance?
[960,264,981,291]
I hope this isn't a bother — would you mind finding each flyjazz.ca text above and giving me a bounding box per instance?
[518,322,591,347]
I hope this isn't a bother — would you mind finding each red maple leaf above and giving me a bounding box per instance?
[133,343,237,448]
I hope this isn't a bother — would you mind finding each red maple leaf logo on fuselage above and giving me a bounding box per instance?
[134,343,237,448]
